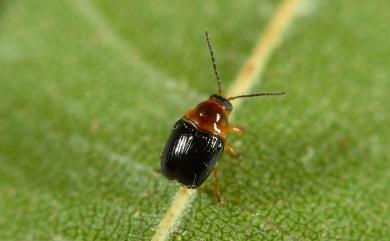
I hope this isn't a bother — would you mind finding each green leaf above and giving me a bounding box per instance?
[0,0,389,240]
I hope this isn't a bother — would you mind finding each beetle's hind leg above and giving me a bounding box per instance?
[212,168,223,204]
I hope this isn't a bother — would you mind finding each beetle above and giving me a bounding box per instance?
[161,31,284,202]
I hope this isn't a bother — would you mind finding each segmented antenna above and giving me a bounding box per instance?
[228,92,285,101]
[205,31,222,95]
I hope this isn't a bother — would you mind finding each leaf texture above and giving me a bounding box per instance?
[0,0,389,240]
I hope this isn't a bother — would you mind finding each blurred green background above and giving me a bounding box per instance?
[0,0,389,240]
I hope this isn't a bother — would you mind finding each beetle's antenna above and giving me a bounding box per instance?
[228,92,285,101]
[205,31,222,95]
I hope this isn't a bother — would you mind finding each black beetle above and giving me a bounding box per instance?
[160,31,284,202]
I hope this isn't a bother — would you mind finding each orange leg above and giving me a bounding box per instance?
[225,142,239,158]
[229,125,245,135]
[212,168,223,204]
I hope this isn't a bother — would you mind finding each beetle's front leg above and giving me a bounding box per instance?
[229,125,245,135]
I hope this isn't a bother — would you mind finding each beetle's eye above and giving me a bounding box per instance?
[223,102,233,112]
[209,95,233,112]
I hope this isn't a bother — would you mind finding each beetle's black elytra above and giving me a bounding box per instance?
[161,119,224,188]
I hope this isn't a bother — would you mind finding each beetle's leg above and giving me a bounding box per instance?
[212,168,223,204]
[229,125,245,135]
[225,142,239,158]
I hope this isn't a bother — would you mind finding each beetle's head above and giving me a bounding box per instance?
[209,94,233,112]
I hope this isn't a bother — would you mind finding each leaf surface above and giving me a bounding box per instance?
[0,0,389,240]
